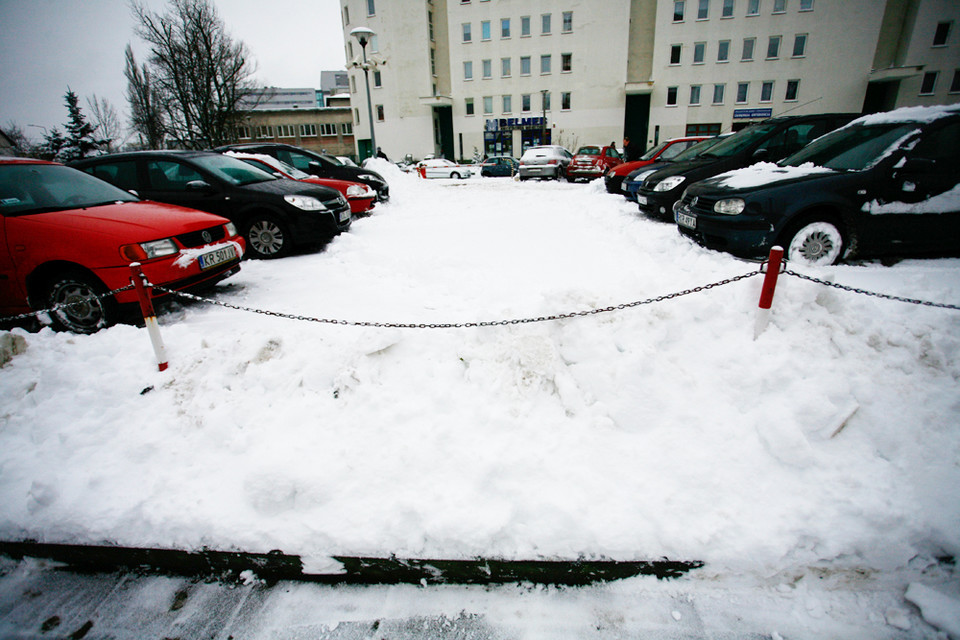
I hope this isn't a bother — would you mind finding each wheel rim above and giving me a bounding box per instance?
[788,221,843,265]
[249,220,285,256]
[50,280,106,332]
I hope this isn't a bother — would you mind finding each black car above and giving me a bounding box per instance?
[674,105,960,265]
[71,151,351,259]
[479,156,519,177]
[215,143,389,202]
[635,113,857,220]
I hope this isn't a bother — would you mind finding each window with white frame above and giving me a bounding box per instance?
[667,86,678,106]
[482,59,492,78]
[481,20,491,40]
[920,71,938,95]
[747,0,760,15]
[465,98,475,115]
[760,81,774,102]
[503,94,512,113]
[693,42,706,63]
[462,23,472,42]
[541,54,552,74]
[951,70,960,93]
[373,70,382,87]
[343,6,350,25]
[501,57,511,77]
[674,0,685,21]
[713,83,725,103]
[933,22,951,46]
[483,96,493,114]
[718,40,730,61]
[742,37,755,60]
[773,0,786,13]
[793,33,807,57]
[237,126,251,139]
[767,35,781,58]
[521,16,531,36]
[277,125,295,138]
[520,56,531,75]
[670,44,682,64]
[367,0,375,16]
[562,11,572,32]
[690,84,702,105]
[736,82,749,103]
[722,0,734,17]
[541,13,551,34]
[522,93,531,111]
[320,123,337,136]
[464,60,473,80]
[300,124,318,137]
[341,122,353,135]
[799,0,813,10]
[561,53,572,72]
[376,105,384,121]
[502,18,510,38]
[698,0,709,19]
[561,92,571,110]
[785,80,799,101]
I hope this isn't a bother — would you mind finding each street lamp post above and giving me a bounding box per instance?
[540,90,548,145]
[351,27,377,161]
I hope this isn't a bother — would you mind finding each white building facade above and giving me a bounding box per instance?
[340,0,960,161]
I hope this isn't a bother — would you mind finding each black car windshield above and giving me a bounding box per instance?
[192,153,277,186]
[0,163,138,215]
[670,136,724,162]
[781,123,919,171]
[320,154,344,166]
[698,122,781,158]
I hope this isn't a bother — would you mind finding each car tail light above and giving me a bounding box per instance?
[547,159,558,165]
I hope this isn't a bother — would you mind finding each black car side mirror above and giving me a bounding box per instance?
[185,180,214,193]
[752,148,769,160]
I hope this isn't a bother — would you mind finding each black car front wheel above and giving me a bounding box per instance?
[784,220,845,266]
[45,270,118,334]
[245,216,292,259]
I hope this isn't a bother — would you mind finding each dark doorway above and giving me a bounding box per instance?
[624,94,651,148]
[434,106,454,159]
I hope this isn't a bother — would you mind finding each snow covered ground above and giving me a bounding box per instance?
[1,162,959,638]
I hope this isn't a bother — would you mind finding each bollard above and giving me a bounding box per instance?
[754,246,784,339]
[129,263,169,371]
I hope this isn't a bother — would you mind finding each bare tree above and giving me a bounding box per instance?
[124,44,166,149]
[129,0,262,149]
[2,121,36,156]
[87,95,125,152]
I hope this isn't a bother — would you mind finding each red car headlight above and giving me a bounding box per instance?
[120,238,178,262]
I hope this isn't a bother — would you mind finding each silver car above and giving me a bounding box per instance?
[518,145,573,181]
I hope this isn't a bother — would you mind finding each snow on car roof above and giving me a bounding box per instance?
[852,104,960,127]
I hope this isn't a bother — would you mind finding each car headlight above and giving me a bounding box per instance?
[120,238,178,261]
[653,176,687,192]
[357,173,382,184]
[224,222,238,236]
[284,195,327,211]
[346,184,375,198]
[636,169,657,182]
[714,198,746,215]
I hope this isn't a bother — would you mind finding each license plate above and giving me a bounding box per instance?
[339,208,350,222]
[676,212,697,229]
[636,195,647,205]
[198,246,237,270]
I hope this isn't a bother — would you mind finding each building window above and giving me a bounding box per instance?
[773,0,786,13]
[920,71,938,95]
[341,122,353,135]
[690,84,702,105]
[767,36,781,58]
[933,22,951,46]
[949,70,960,93]
[462,23,472,42]
[670,44,682,65]
[501,18,511,38]
[501,57,511,77]
[483,96,493,114]
[237,126,251,139]
[373,70,382,87]
[256,125,274,138]
[687,123,722,136]
[367,0,375,16]
[464,61,473,80]
[561,53,572,72]
[561,92,571,110]
[319,123,336,136]
[370,35,379,53]
[465,98,475,116]
[760,81,774,102]
[376,105,384,121]
[742,38,755,60]
[542,13,551,34]
[429,11,434,41]
[520,56,531,75]
[793,34,807,57]
[481,20,491,40]
[343,6,350,25]
[482,59,492,79]
[277,124,295,138]
[747,0,760,15]
[521,15,531,36]
[718,40,730,61]
[350,76,356,93]
[542,91,551,110]
[799,0,813,10]
[541,54,552,74]
[736,82,749,103]
[354,109,359,124]
[713,83,725,103]
[785,79,800,101]
[503,94,512,113]
[674,0,685,21]
[667,86,679,106]
[430,48,436,75]
[562,11,573,32]
[693,42,706,64]
[522,93,531,111]
[722,0,734,17]
[698,0,709,19]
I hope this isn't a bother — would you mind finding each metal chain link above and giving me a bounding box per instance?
[0,283,136,323]
[154,270,764,329]
[783,268,960,310]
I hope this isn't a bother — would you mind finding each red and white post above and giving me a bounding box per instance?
[754,246,784,339]
[129,263,169,371]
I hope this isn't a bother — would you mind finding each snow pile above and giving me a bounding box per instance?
[712,161,834,189]
[1,171,959,634]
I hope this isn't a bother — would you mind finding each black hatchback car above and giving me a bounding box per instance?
[215,143,389,202]
[635,113,857,220]
[71,151,351,259]
[674,105,960,265]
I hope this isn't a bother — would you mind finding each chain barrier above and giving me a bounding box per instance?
[0,283,136,323]
[783,268,960,311]
[153,270,764,329]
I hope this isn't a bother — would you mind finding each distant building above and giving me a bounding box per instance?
[338,0,960,161]
[250,87,321,110]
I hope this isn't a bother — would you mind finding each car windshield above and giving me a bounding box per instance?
[321,154,344,166]
[670,136,724,162]
[241,156,310,181]
[577,146,602,156]
[781,123,919,171]
[0,163,138,215]
[192,154,277,186]
[639,140,671,161]
[698,122,781,158]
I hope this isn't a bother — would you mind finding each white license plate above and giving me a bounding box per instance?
[339,208,350,222]
[677,212,697,229]
[198,246,237,270]
[636,195,647,205]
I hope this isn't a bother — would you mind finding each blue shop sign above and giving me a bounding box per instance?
[485,117,546,131]
[733,108,773,119]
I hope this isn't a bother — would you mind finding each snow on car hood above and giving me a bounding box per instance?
[710,162,834,190]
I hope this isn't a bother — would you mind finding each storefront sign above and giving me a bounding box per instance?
[733,108,773,119]
[485,117,547,131]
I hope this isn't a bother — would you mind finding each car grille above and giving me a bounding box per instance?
[680,193,722,216]
[176,225,226,249]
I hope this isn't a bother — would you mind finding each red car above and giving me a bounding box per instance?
[566,144,623,183]
[0,158,244,333]
[604,136,711,194]
[226,152,377,215]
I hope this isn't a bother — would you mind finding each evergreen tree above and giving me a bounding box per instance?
[57,89,108,162]
[39,127,67,161]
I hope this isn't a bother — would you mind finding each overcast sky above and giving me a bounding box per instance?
[0,0,348,143]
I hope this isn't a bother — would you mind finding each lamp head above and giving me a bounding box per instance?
[350,27,376,47]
